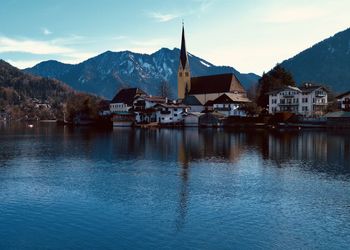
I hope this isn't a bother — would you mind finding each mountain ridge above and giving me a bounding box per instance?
[25,48,260,99]
[280,27,350,93]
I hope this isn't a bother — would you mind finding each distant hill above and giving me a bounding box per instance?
[0,60,74,120]
[280,28,350,93]
[25,48,260,99]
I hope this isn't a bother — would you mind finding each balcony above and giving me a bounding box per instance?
[278,103,298,106]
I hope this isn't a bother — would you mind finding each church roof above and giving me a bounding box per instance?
[180,25,188,70]
[189,73,246,95]
[111,88,146,105]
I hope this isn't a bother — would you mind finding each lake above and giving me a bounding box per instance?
[0,123,350,249]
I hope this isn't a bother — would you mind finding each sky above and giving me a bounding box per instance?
[0,0,349,74]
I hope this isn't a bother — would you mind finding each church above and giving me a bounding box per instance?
[178,25,250,109]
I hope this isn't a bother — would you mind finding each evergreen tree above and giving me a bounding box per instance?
[256,65,296,108]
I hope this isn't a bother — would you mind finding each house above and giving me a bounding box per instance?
[212,93,251,117]
[268,84,328,116]
[198,111,225,127]
[154,103,188,125]
[110,88,146,127]
[268,86,301,114]
[182,95,204,112]
[184,112,202,127]
[299,83,328,116]
[177,24,250,106]
[110,88,146,113]
[325,111,350,128]
[336,91,350,111]
[133,95,167,123]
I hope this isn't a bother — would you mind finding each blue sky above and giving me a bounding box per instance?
[0,0,349,74]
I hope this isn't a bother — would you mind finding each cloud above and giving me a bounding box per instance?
[148,12,179,22]
[7,59,43,69]
[42,28,52,35]
[0,36,73,54]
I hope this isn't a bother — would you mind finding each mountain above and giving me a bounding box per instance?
[280,28,350,93]
[25,48,260,99]
[0,59,74,120]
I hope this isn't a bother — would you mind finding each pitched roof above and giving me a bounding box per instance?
[111,88,146,105]
[183,95,202,106]
[212,93,251,104]
[189,73,245,95]
[266,86,301,95]
[299,84,327,94]
[336,91,350,99]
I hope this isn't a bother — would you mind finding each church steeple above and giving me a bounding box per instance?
[178,23,191,99]
[180,23,188,70]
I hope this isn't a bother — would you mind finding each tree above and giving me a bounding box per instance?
[158,80,172,98]
[256,65,296,108]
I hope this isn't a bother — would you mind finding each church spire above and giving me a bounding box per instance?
[177,22,191,100]
[180,23,188,70]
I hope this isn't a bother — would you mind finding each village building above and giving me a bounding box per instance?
[182,95,204,112]
[336,91,350,111]
[110,88,146,113]
[183,112,202,127]
[212,93,250,117]
[109,88,146,127]
[199,111,225,127]
[133,95,167,123]
[299,84,328,116]
[177,25,250,115]
[154,103,188,125]
[268,84,328,116]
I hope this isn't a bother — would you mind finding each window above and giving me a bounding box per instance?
[174,114,178,117]
[272,99,277,104]
[302,98,308,103]
[179,72,182,77]
[174,108,178,111]
[302,106,308,111]
[185,72,189,77]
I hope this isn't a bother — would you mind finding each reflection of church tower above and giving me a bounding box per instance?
[177,24,191,99]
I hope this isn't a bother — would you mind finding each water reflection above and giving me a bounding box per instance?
[1,124,350,248]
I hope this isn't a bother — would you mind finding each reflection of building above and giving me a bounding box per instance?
[177,25,250,116]
[268,84,328,116]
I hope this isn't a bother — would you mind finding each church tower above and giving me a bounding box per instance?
[177,24,191,99]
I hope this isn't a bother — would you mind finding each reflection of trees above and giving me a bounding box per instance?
[266,130,350,174]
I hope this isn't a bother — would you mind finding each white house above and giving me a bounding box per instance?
[336,91,350,111]
[268,84,328,116]
[212,93,251,117]
[154,103,188,124]
[133,95,166,123]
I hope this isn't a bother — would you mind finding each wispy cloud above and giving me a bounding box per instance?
[148,12,179,22]
[42,28,52,35]
[0,36,72,54]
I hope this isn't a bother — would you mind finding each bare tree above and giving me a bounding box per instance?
[158,80,172,98]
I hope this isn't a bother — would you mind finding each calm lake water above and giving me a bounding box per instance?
[1,123,350,249]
